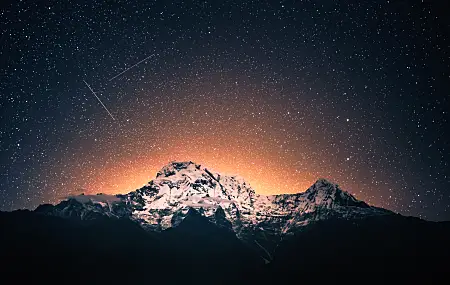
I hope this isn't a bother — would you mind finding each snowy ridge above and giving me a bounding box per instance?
[125,161,259,231]
[36,161,393,257]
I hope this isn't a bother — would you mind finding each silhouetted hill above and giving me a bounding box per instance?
[266,215,450,283]
[1,209,260,284]
[2,209,450,284]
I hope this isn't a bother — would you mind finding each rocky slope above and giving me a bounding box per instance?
[36,161,393,260]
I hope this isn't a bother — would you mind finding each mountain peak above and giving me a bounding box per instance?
[300,178,372,209]
[156,161,201,178]
[39,162,393,242]
[306,178,338,195]
[314,178,335,186]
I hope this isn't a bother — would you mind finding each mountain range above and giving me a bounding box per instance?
[2,161,449,284]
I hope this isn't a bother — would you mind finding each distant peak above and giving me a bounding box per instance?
[156,161,201,177]
[314,178,335,186]
[305,178,340,195]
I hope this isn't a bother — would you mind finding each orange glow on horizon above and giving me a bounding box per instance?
[78,148,319,197]
[41,74,374,208]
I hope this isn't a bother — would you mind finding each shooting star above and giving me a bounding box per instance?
[109,53,155,82]
[83,80,116,121]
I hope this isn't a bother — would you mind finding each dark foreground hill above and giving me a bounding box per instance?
[1,209,450,284]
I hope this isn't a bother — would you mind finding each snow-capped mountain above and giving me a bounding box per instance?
[36,161,392,259]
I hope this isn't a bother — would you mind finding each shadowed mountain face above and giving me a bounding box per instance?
[2,162,450,284]
[0,209,263,284]
[268,216,450,281]
[34,161,392,261]
[2,209,450,284]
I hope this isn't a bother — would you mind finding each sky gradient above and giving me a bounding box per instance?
[1,1,449,220]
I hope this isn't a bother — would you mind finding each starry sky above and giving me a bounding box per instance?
[1,1,449,220]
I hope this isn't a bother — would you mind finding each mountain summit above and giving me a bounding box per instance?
[36,161,392,259]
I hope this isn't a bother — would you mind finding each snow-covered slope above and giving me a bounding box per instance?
[36,161,392,258]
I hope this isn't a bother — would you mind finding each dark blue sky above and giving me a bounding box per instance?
[1,0,449,220]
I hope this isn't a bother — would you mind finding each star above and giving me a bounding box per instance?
[0,0,448,221]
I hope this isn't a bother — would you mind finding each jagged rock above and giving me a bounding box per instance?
[36,161,393,257]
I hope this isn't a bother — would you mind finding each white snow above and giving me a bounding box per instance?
[63,161,392,235]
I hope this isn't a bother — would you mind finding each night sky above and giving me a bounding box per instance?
[1,1,449,220]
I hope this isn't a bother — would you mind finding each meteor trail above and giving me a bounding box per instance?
[83,80,116,121]
[108,53,155,82]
